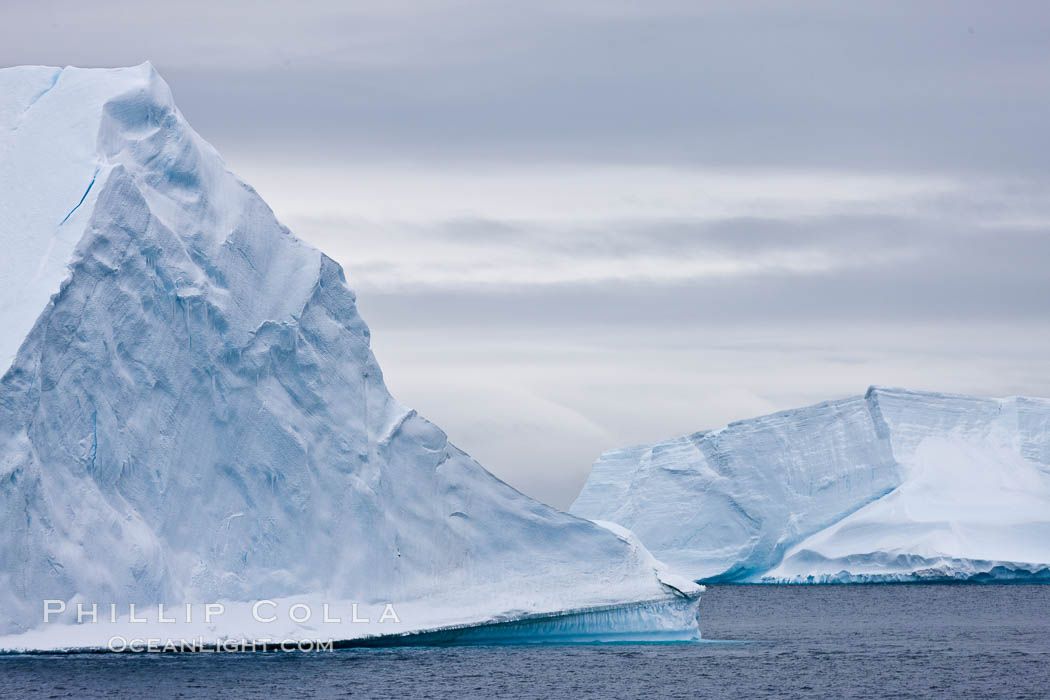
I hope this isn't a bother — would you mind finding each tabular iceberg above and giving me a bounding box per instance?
[570,387,1050,583]
[0,64,700,650]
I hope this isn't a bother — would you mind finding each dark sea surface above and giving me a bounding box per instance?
[2,585,1048,699]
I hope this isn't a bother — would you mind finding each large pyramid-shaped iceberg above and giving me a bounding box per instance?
[0,64,699,649]
[571,387,1050,583]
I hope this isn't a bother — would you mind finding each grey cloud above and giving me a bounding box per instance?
[371,317,1050,508]
[6,1,1050,171]
[351,222,1050,327]
[4,1,1050,507]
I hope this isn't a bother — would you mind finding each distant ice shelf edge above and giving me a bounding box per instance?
[571,386,1050,585]
[758,565,1050,585]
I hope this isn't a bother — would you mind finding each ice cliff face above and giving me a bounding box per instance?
[0,64,698,648]
[570,387,1050,583]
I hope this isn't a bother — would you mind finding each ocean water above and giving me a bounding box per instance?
[2,585,1047,699]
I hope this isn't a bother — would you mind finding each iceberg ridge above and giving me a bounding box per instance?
[0,64,699,648]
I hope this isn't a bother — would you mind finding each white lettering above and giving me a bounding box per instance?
[378,604,400,624]
[205,603,225,623]
[43,600,66,623]
[289,603,311,623]
[77,603,98,624]
[252,600,277,623]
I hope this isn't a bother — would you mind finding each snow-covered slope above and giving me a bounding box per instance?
[570,387,1050,583]
[0,64,700,650]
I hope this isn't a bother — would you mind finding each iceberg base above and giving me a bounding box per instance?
[342,595,703,646]
[0,594,703,652]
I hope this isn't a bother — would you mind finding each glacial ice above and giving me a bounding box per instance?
[570,387,1050,583]
[0,64,699,650]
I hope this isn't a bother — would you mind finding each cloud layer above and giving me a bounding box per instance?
[4,1,1049,506]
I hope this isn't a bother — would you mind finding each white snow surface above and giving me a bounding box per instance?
[570,387,1050,583]
[0,64,699,649]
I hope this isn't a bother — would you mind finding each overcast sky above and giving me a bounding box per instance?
[4,1,1050,507]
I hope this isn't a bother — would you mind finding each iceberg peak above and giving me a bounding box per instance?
[0,65,699,649]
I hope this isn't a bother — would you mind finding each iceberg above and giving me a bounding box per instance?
[0,64,699,651]
[570,387,1050,583]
